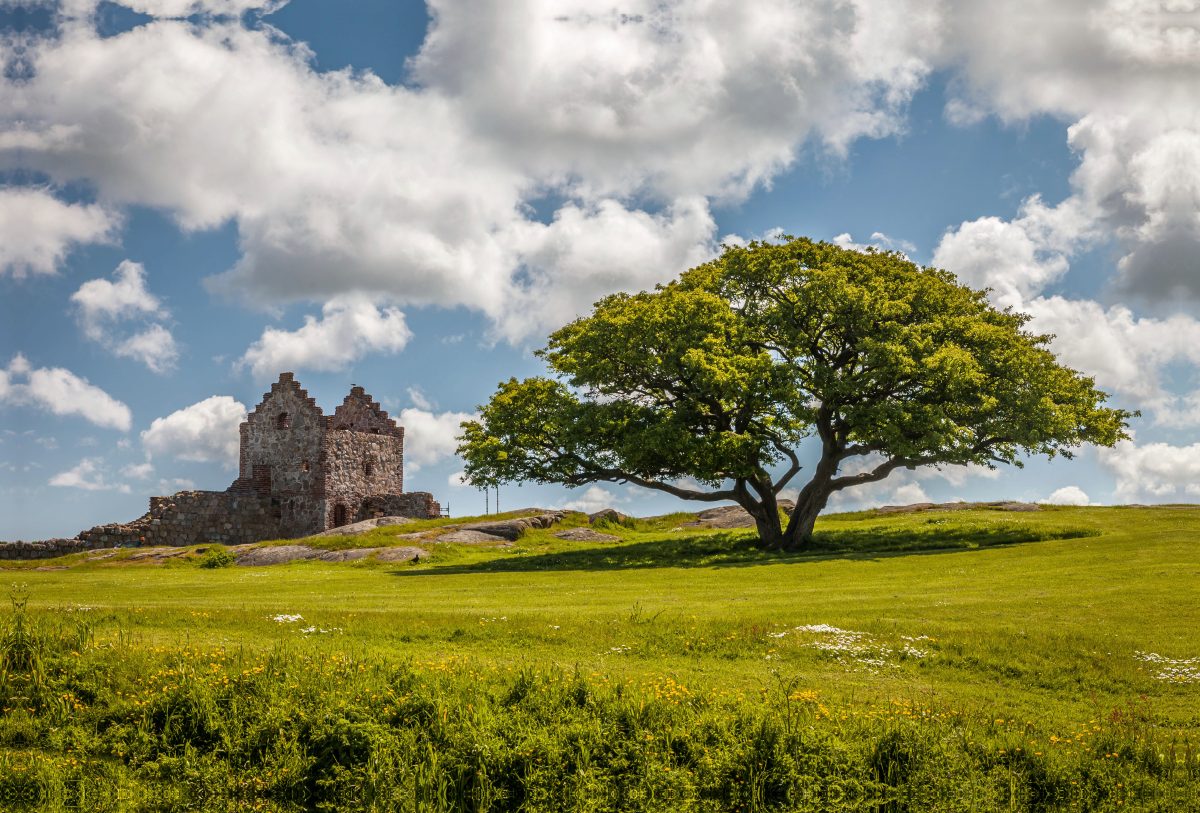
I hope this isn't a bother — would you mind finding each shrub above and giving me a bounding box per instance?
[198,546,236,569]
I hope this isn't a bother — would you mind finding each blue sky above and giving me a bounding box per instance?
[3,0,1200,541]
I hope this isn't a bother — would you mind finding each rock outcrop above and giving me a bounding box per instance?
[235,544,429,566]
[676,501,795,530]
[304,516,416,538]
[587,508,628,525]
[553,528,620,542]
[874,501,1041,514]
[459,511,568,540]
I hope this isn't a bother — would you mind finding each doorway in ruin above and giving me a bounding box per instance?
[332,503,348,528]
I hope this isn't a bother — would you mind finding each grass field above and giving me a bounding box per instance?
[1,505,1197,811]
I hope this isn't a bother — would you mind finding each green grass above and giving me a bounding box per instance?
[1,505,1198,811]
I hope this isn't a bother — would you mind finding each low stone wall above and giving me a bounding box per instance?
[2,490,443,560]
[358,492,441,522]
[0,538,96,560]
[76,491,277,548]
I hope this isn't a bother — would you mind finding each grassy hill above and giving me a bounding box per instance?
[1,505,1196,810]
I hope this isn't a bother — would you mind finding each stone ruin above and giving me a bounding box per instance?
[1,373,441,559]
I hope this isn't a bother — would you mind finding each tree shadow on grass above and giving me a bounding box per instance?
[387,520,1101,577]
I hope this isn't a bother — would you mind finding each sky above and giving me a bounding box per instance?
[3,0,1200,541]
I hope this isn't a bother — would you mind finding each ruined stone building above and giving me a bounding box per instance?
[224,372,437,535]
[2,373,441,558]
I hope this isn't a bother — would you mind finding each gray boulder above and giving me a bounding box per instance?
[317,548,381,562]
[875,501,1042,515]
[587,508,628,525]
[680,500,795,530]
[438,530,509,544]
[237,545,323,566]
[553,528,621,542]
[237,543,431,565]
[306,516,416,538]
[459,511,567,540]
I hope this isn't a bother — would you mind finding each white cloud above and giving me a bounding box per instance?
[407,387,432,410]
[0,354,132,430]
[560,484,629,514]
[237,296,412,380]
[1098,438,1200,501]
[34,436,59,450]
[1019,297,1200,426]
[938,0,1200,304]
[825,454,998,510]
[156,477,196,492]
[0,188,120,277]
[833,231,916,257]
[396,407,478,472]
[933,200,1200,427]
[113,324,179,372]
[121,461,155,479]
[1038,485,1099,506]
[110,0,287,15]
[920,462,1001,488]
[71,261,179,373]
[888,482,930,505]
[71,260,165,328]
[141,395,245,468]
[932,196,1097,310]
[49,458,131,493]
[447,471,468,488]
[0,0,941,343]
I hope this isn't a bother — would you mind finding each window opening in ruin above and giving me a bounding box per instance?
[333,504,348,527]
[276,412,290,429]
[364,460,375,477]
[302,460,309,471]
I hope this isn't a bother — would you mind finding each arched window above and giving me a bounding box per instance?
[332,504,348,528]
[301,460,309,472]
[276,412,290,430]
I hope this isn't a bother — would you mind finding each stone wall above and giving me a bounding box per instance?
[0,489,442,560]
[331,385,405,439]
[0,538,97,560]
[325,431,405,527]
[358,492,442,523]
[235,373,329,538]
[74,491,278,548]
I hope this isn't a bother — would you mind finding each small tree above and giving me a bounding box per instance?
[457,237,1132,550]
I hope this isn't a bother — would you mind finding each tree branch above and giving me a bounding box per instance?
[579,468,739,503]
[770,439,802,493]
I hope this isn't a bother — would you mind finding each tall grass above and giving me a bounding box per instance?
[0,589,1195,812]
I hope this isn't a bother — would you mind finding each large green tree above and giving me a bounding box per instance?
[457,237,1133,550]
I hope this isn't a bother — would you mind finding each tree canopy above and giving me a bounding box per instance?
[457,237,1133,550]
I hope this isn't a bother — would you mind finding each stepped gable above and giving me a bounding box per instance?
[330,385,403,438]
[243,371,328,431]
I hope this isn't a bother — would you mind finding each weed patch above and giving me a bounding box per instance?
[197,546,237,569]
[0,592,1195,812]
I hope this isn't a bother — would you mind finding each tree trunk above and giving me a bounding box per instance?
[749,498,785,548]
[732,478,785,547]
[781,486,830,551]
[777,452,840,551]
